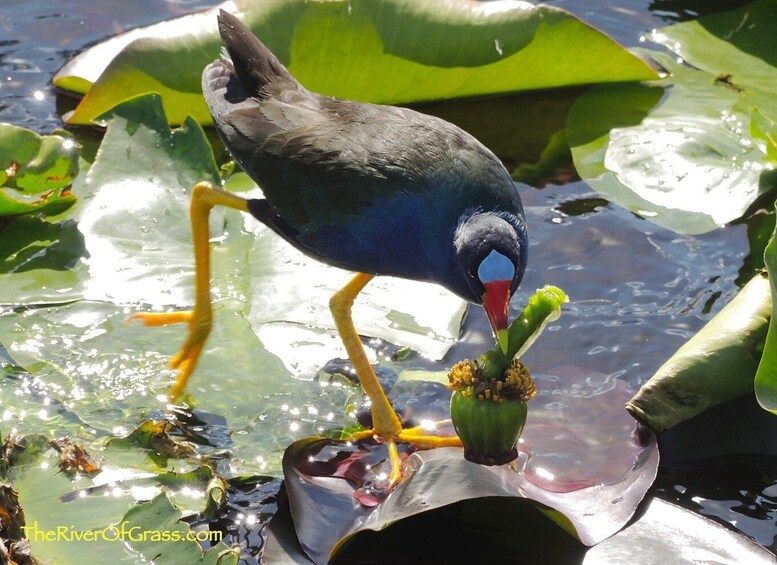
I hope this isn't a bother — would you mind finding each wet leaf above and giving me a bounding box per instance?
[110,420,197,462]
[118,493,236,564]
[756,209,777,413]
[0,124,78,217]
[8,441,137,562]
[582,497,777,564]
[54,0,658,126]
[628,273,771,431]
[265,495,777,564]
[203,474,228,519]
[0,434,51,477]
[282,367,658,563]
[568,1,777,235]
[751,107,777,164]
[4,431,234,562]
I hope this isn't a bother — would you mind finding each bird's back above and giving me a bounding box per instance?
[203,11,523,294]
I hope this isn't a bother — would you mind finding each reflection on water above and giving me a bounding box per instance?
[447,180,751,391]
[186,475,282,562]
[652,455,777,552]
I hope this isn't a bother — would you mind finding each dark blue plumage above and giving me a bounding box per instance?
[203,10,528,327]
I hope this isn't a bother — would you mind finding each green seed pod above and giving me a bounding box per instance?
[450,391,528,465]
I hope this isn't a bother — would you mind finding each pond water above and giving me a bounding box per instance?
[2,0,776,560]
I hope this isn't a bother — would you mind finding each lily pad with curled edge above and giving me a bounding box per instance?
[0,123,78,217]
[53,0,658,126]
[568,0,777,235]
[756,204,777,414]
[281,367,658,564]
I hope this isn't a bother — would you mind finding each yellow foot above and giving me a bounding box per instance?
[128,310,210,401]
[348,425,463,490]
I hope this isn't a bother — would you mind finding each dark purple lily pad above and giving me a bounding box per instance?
[282,366,658,564]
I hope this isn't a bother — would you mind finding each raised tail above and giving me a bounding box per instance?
[215,10,296,98]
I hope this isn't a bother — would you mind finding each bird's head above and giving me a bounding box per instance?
[454,212,528,354]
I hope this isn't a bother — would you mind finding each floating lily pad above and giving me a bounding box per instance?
[628,273,771,432]
[755,207,777,414]
[282,367,658,563]
[582,497,777,564]
[0,124,78,217]
[118,493,237,564]
[54,0,658,126]
[4,429,237,563]
[264,495,777,564]
[568,0,777,235]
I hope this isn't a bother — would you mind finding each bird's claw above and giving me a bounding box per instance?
[129,309,211,401]
[346,424,463,491]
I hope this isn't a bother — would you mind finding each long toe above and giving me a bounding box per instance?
[128,311,193,327]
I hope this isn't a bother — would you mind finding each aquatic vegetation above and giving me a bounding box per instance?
[3,0,777,562]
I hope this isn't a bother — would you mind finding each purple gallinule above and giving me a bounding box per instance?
[133,10,528,486]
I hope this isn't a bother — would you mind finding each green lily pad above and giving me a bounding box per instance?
[119,493,237,564]
[568,0,777,235]
[3,427,239,562]
[627,273,771,432]
[0,124,78,217]
[751,107,777,164]
[54,0,658,126]
[755,207,777,413]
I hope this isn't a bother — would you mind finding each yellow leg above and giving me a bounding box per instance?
[330,274,462,488]
[129,181,248,400]
[330,274,403,439]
